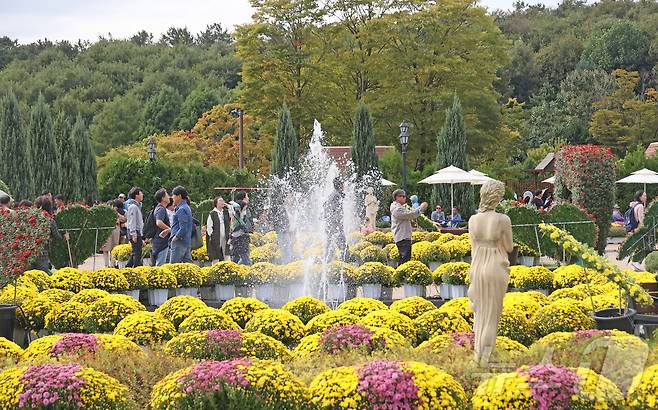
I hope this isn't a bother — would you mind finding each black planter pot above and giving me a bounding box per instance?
[0,304,17,341]
[591,308,636,333]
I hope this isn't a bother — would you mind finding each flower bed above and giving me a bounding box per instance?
[359,310,416,344]
[390,296,437,320]
[23,333,142,360]
[417,332,528,356]
[0,364,135,408]
[150,359,308,409]
[306,310,359,335]
[414,310,471,342]
[337,297,387,318]
[282,296,331,324]
[81,294,146,333]
[308,360,466,409]
[114,312,177,345]
[164,330,291,361]
[178,308,241,333]
[219,297,269,328]
[44,301,87,333]
[244,309,306,347]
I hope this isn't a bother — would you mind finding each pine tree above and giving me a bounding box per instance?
[72,114,97,202]
[53,112,71,195]
[432,94,474,215]
[141,85,183,136]
[59,116,81,202]
[0,91,33,199]
[350,102,379,179]
[271,104,299,178]
[29,94,61,195]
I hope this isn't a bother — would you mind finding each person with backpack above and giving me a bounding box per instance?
[126,187,144,267]
[625,190,647,233]
[229,198,252,265]
[147,188,172,266]
[170,186,193,263]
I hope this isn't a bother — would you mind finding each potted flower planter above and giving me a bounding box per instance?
[591,308,636,333]
[439,283,451,299]
[448,284,468,298]
[381,286,393,300]
[236,286,253,298]
[148,289,169,306]
[255,284,275,301]
[116,261,128,269]
[361,284,382,299]
[289,283,306,299]
[428,262,441,272]
[327,283,345,300]
[519,256,537,267]
[403,284,425,298]
[272,285,290,303]
[215,284,236,301]
[123,289,140,300]
[0,304,17,341]
[176,287,199,297]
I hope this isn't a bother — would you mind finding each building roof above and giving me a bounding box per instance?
[534,153,555,172]
[325,146,394,168]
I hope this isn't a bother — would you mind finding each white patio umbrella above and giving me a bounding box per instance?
[542,176,555,184]
[468,169,493,185]
[381,178,396,186]
[616,168,658,193]
[418,165,482,210]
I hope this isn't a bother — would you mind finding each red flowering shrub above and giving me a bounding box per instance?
[0,209,50,286]
[555,145,615,252]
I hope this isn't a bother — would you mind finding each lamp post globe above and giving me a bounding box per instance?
[399,121,410,192]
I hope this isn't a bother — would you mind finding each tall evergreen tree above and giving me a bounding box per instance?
[53,112,71,194]
[350,102,379,179]
[59,116,81,202]
[72,114,97,202]
[271,104,299,178]
[29,94,61,195]
[141,85,183,136]
[432,94,474,216]
[0,90,33,199]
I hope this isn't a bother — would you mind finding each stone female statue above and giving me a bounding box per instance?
[364,187,379,231]
[467,180,513,360]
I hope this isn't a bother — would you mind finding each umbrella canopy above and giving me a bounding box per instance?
[468,169,493,185]
[381,178,396,186]
[419,165,482,210]
[616,168,658,192]
[543,176,555,184]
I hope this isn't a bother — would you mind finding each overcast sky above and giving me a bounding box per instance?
[1,0,566,44]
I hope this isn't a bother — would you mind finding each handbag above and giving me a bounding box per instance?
[191,218,203,250]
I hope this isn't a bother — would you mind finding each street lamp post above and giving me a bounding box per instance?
[399,121,410,192]
[147,138,157,161]
[231,108,245,169]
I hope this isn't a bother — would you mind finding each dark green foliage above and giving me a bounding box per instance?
[90,93,143,154]
[503,206,543,252]
[0,90,33,200]
[29,94,61,194]
[141,85,183,136]
[50,205,116,268]
[194,199,215,223]
[542,204,597,260]
[350,102,378,180]
[71,114,97,202]
[645,251,658,274]
[171,383,312,410]
[53,112,71,192]
[432,94,474,216]
[176,87,224,130]
[579,21,650,71]
[59,117,81,202]
[615,146,658,207]
[271,104,298,179]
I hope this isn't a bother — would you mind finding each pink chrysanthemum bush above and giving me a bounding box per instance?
[22,333,142,361]
[164,329,291,361]
[308,360,466,409]
[149,358,308,409]
[292,325,409,359]
[472,364,623,409]
[0,363,135,409]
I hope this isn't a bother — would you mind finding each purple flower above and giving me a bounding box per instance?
[573,329,612,340]
[357,360,419,410]
[319,325,385,354]
[50,333,100,357]
[206,330,244,360]
[19,363,85,408]
[178,359,251,394]
[519,364,580,410]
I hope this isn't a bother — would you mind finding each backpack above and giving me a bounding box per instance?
[624,204,639,232]
[143,208,157,239]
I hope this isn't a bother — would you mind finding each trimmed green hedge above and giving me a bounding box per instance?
[541,204,597,260]
[505,206,543,250]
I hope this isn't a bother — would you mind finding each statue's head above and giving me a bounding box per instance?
[479,180,505,212]
[366,187,374,195]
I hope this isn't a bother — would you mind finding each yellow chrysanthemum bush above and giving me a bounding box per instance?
[525,329,648,392]
[22,269,53,291]
[120,267,147,290]
[89,268,130,291]
[337,297,387,318]
[70,288,110,304]
[365,230,391,246]
[154,295,208,329]
[178,307,241,333]
[282,296,331,324]
[250,242,282,264]
[354,262,395,287]
[50,267,92,292]
[111,243,132,261]
[149,358,308,409]
[308,360,466,410]
[414,309,471,342]
[438,297,473,325]
[0,283,38,304]
[510,266,553,291]
[44,301,87,333]
[203,260,248,286]
[219,297,269,328]
[435,262,471,285]
[395,261,433,286]
[245,261,278,286]
[416,332,528,357]
[627,364,658,409]
[143,266,177,289]
[552,264,596,289]
[390,296,437,320]
[81,294,146,333]
[503,292,546,320]
[358,245,388,264]
[244,308,306,347]
[359,310,417,344]
[162,263,205,288]
[39,288,74,303]
[306,310,360,335]
[498,306,535,345]
[0,337,22,362]
[23,334,142,361]
[441,239,471,260]
[325,261,359,284]
[472,365,623,410]
[419,241,451,265]
[18,295,56,331]
[0,363,136,408]
[530,298,595,337]
[164,329,291,362]
[114,311,176,345]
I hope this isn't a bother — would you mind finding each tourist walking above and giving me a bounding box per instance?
[152,189,172,266]
[170,186,193,263]
[206,196,231,263]
[125,187,144,267]
[324,177,347,262]
[229,192,252,265]
[626,190,647,232]
[390,189,427,265]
